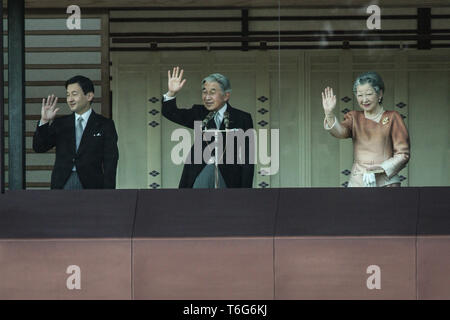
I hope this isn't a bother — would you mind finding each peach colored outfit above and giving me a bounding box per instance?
[324,108,410,187]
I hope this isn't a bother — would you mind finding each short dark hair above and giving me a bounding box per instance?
[65,75,94,95]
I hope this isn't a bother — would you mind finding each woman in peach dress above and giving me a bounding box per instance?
[322,71,410,187]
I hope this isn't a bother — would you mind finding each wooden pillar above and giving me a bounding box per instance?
[417,8,431,50]
[394,51,409,185]
[241,9,249,52]
[255,51,271,188]
[0,0,4,193]
[7,0,26,190]
[298,52,310,187]
[100,12,111,118]
[147,52,162,189]
[338,52,353,188]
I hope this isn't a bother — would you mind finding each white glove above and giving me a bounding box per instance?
[363,172,376,187]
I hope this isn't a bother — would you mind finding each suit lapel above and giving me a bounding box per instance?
[66,113,76,155]
[219,105,234,160]
[221,104,235,130]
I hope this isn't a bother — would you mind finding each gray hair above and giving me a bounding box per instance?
[201,73,232,93]
[353,71,385,104]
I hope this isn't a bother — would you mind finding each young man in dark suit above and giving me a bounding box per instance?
[33,75,119,189]
[162,67,254,188]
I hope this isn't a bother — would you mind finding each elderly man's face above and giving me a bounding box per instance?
[202,81,230,111]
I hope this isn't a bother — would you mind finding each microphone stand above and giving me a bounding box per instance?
[202,128,238,188]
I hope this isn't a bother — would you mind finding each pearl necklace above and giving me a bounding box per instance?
[364,106,385,121]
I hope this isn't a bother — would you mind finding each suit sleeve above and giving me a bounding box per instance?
[102,119,119,189]
[32,121,56,153]
[161,97,198,129]
[240,113,255,188]
[381,111,410,179]
[324,111,353,139]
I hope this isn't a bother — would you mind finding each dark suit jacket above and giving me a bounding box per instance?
[32,110,119,189]
[162,98,254,188]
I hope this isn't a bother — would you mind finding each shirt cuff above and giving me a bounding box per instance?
[324,116,337,130]
[381,154,405,179]
[163,93,176,101]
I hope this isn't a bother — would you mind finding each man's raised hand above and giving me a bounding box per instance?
[167,66,186,97]
[40,94,59,124]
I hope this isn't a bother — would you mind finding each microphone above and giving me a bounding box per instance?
[224,111,230,129]
[202,111,216,129]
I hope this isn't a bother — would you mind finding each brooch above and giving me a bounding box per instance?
[382,117,389,125]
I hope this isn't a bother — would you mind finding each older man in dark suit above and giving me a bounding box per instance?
[33,75,118,189]
[162,67,254,188]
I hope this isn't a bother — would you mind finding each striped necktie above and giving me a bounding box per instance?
[75,117,84,151]
[214,112,221,129]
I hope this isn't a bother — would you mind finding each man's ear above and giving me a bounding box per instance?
[87,92,94,102]
[224,92,230,102]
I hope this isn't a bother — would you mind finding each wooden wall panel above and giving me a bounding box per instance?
[112,51,279,189]
[108,7,449,189]
[408,70,449,186]
[310,69,340,187]
[3,14,110,189]
[112,49,449,188]
[112,65,149,189]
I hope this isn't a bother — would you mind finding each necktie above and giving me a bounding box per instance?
[214,112,221,129]
[75,117,84,151]
[213,113,220,188]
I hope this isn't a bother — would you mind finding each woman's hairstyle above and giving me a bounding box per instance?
[353,71,385,104]
[201,73,232,94]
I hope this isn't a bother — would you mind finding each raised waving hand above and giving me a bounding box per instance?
[40,94,59,124]
[167,66,187,97]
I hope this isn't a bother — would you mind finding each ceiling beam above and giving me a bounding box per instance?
[1,0,450,9]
